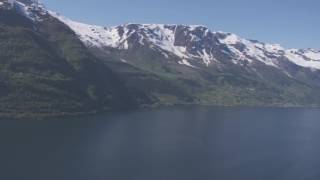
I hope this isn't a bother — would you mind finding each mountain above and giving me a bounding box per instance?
[52,14,320,106]
[50,18,320,70]
[0,0,146,119]
[1,0,320,119]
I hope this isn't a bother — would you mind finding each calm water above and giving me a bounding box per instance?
[1,107,320,180]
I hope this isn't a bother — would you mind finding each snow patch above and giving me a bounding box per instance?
[120,59,128,63]
[49,11,129,49]
[10,0,47,21]
[303,51,320,60]
[284,50,320,69]
[218,33,282,67]
[178,59,196,68]
[200,49,214,66]
[219,33,240,45]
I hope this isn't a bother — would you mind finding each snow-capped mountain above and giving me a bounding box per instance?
[48,12,320,71]
[2,0,320,113]
[2,0,319,71]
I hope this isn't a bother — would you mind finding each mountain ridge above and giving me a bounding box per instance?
[49,12,320,72]
[1,0,320,119]
[3,0,319,71]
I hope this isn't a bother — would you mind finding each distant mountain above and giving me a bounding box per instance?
[52,14,320,106]
[50,17,320,70]
[1,0,320,119]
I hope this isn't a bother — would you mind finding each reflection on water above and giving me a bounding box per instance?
[1,107,320,180]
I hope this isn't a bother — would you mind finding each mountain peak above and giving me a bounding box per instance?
[0,0,47,21]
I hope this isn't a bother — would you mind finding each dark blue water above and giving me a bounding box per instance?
[1,107,320,180]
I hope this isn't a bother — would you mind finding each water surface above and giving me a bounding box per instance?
[1,107,320,180]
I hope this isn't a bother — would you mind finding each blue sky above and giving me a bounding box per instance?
[42,0,319,49]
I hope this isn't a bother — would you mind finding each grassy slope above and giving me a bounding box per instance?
[95,45,320,107]
[0,10,137,119]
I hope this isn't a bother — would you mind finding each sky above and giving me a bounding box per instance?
[42,0,320,49]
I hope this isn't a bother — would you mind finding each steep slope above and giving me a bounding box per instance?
[0,0,140,119]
